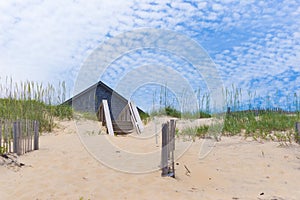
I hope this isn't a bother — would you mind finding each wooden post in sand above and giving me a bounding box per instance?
[161,120,176,178]
[161,123,169,177]
[295,122,300,144]
[169,119,176,178]
[34,120,39,150]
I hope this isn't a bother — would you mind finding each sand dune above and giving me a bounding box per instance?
[1,118,300,200]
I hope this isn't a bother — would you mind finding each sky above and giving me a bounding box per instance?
[0,0,299,112]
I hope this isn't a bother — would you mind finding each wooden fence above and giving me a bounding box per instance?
[161,119,176,178]
[0,120,39,156]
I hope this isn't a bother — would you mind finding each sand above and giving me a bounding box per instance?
[0,118,300,200]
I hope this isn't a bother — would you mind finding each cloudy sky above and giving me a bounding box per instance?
[0,0,299,111]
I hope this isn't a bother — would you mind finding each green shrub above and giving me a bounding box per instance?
[52,105,73,120]
[165,106,181,118]
[138,110,150,121]
[195,125,209,137]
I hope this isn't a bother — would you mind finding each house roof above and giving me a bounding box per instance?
[63,81,145,114]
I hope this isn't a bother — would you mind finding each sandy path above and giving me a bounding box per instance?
[0,119,300,200]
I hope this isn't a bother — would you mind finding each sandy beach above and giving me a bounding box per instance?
[1,118,300,200]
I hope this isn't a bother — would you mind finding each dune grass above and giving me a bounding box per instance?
[178,111,299,143]
[0,77,73,132]
[180,125,210,140]
[223,110,299,141]
[177,85,300,143]
[150,106,211,119]
[221,85,300,142]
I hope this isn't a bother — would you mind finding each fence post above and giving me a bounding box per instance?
[13,121,19,155]
[295,122,300,144]
[4,120,9,153]
[20,121,24,155]
[18,121,22,155]
[34,120,39,150]
[170,120,176,178]
[27,120,31,153]
[161,123,169,177]
[30,120,33,151]
[167,121,170,159]
[170,120,176,151]
[25,120,28,153]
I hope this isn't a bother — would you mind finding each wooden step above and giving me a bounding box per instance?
[112,120,134,134]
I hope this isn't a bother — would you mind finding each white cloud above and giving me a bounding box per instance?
[197,2,207,9]
[212,3,223,12]
[0,0,134,83]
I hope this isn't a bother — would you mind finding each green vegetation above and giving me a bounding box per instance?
[178,110,299,144]
[181,110,212,119]
[180,125,209,140]
[223,111,299,140]
[150,84,212,119]
[75,111,99,121]
[52,104,73,120]
[150,106,211,119]
[79,197,90,200]
[0,77,73,132]
[0,146,7,155]
[220,85,300,143]
[177,84,300,143]
[138,109,150,121]
[165,106,181,118]
[223,111,297,135]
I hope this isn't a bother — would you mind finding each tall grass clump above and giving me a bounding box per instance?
[178,125,209,141]
[0,77,73,132]
[150,85,211,119]
[150,105,211,119]
[222,85,300,142]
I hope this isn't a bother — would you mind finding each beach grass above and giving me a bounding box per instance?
[0,77,73,132]
[176,85,300,143]
[150,106,211,119]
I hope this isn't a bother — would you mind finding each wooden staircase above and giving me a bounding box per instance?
[98,100,143,135]
[112,120,134,134]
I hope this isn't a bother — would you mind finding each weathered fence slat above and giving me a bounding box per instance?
[13,121,19,155]
[24,120,27,153]
[5,120,11,153]
[18,121,22,155]
[23,120,27,154]
[30,121,33,152]
[2,122,5,152]
[26,120,30,153]
[167,121,170,159]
